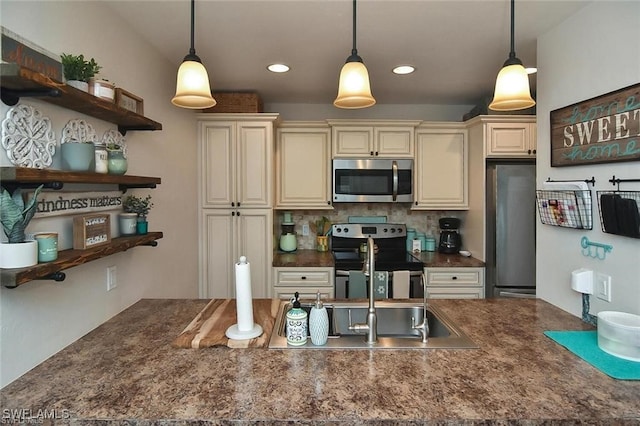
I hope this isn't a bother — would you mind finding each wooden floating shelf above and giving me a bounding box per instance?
[0,63,162,134]
[1,232,163,288]
[0,167,161,191]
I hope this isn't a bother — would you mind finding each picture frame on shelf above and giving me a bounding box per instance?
[115,88,144,115]
[72,213,111,249]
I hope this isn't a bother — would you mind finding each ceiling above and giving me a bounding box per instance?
[105,0,592,107]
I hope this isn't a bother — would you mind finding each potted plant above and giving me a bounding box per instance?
[0,185,43,268]
[60,53,102,92]
[106,142,127,175]
[122,194,153,235]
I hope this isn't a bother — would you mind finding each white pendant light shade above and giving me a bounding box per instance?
[172,60,216,109]
[334,60,376,109]
[488,63,535,111]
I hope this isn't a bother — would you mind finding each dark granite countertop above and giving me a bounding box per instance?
[273,249,484,268]
[2,298,639,424]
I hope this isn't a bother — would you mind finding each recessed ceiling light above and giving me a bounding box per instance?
[525,67,538,75]
[392,65,415,75]
[268,63,290,73]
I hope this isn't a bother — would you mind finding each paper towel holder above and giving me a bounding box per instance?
[225,256,263,340]
[571,268,594,294]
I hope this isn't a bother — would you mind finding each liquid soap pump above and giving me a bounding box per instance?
[286,292,307,346]
[309,291,329,346]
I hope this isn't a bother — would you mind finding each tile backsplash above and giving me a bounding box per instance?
[274,203,465,250]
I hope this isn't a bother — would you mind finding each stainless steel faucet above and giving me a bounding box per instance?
[348,237,377,344]
[411,273,430,343]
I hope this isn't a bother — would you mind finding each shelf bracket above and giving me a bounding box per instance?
[143,241,158,247]
[2,181,64,194]
[119,183,157,193]
[34,271,66,282]
[1,88,61,106]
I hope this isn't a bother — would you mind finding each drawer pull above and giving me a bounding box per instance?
[301,276,306,280]
[452,276,457,280]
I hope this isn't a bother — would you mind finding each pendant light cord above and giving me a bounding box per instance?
[509,0,515,59]
[351,0,357,56]
[190,0,196,55]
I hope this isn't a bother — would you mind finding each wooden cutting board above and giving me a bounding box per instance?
[172,299,281,349]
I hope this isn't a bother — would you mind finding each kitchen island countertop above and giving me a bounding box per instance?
[1,298,638,424]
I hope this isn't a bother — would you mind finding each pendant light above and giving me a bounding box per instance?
[334,0,376,109]
[171,0,216,109]
[489,0,535,111]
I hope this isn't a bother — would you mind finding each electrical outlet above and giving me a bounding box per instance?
[107,266,117,291]
[302,223,310,236]
[595,273,611,302]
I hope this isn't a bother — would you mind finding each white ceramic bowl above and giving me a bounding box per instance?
[597,311,640,362]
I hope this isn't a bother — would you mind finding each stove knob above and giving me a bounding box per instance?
[335,227,342,233]
[383,228,388,233]
[390,228,396,233]
[344,227,349,233]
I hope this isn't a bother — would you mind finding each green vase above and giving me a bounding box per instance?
[108,150,127,175]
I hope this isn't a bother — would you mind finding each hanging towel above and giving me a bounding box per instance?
[373,271,389,299]
[348,271,367,298]
[393,270,410,299]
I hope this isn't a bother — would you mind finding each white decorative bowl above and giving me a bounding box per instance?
[597,311,640,362]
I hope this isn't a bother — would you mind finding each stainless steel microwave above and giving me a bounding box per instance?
[332,158,413,203]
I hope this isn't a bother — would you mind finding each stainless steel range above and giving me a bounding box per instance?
[331,223,424,298]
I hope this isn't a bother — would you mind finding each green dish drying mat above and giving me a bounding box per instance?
[544,330,640,380]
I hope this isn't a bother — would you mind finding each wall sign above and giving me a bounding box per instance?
[550,83,640,167]
[34,191,122,218]
[72,214,111,250]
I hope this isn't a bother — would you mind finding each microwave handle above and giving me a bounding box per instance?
[392,160,398,201]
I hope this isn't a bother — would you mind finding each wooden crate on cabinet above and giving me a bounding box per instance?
[276,123,333,209]
[328,120,420,158]
[413,124,468,210]
[273,267,335,300]
[424,267,485,299]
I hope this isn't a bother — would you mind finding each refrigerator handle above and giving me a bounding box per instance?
[392,160,398,201]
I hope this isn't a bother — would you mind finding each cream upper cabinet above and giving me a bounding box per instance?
[276,123,332,209]
[198,114,278,209]
[481,117,537,157]
[413,124,468,210]
[328,120,420,158]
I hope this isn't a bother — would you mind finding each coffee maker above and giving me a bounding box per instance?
[438,217,462,254]
[279,212,297,252]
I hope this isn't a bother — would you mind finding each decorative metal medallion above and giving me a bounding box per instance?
[101,129,127,158]
[1,104,56,168]
[61,119,97,144]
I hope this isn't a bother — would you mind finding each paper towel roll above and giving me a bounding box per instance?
[226,256,263,340]
[235,256,254,331]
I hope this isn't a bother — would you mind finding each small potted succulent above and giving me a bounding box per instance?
[122,194,153,235]
[0,185,43,268]
[106,142,127,175]
[60,53,102,92]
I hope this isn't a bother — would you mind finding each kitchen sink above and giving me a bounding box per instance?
[268,300,477,349]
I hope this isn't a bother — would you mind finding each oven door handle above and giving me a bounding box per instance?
[336,270,423,277]
[392,160,398,202]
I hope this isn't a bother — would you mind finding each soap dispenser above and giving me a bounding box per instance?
[309,291,329,346]
[286,292,308,346]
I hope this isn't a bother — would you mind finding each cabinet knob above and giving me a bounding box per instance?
[452,276,458,280]
[232,211,235,216]
[237,202,241,207]
[237,211,241,216]
[370,151,374,156]
[301,276,307,280]
[375,151,379,156]
[532,149,537,155]
[527,149,532,155]
[327,200,331,205]
[231,202,235,207]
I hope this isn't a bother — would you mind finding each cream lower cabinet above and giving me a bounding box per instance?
[273,267,335,300]
[276,124,332,209]
[424,267,485,299]
[413,125,468,210]
[200,209,273,298]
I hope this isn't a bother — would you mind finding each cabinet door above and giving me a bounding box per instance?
[276,128,332,209]
[426,287,483,299]
[375,127,414,157]
[332,126,373,157]
[200,210,236,297]
[485,122,535,157]
[236,209,273,297]
[414,128,468,209]
[200,209,272,298]
[200,122,235,208]
[237,122,273,208]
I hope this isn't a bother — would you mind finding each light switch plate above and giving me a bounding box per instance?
[595,273,611,302]
[302,223,310,236]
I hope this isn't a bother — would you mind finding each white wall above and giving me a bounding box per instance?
[536,1,640,317]
[0,1,199,387]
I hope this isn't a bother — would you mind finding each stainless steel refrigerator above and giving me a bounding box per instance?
[486,162,536,298]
